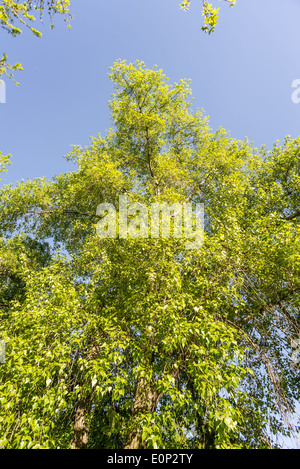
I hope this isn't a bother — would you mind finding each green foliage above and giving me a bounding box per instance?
[0,152,11,174]
[0,1,237,82]
[0,61,299,449]
[0,0,72,81]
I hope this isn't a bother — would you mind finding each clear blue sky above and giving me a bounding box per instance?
[2,0,300,186]
[0,0,299,448]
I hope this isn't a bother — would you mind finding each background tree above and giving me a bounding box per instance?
[0,60,299,449]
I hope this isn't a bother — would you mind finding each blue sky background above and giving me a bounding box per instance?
[0,0,300,448]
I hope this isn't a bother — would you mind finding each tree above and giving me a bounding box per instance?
[0,0,71,82]
[0,60,299,449]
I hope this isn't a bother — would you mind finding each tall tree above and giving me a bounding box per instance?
[0,60,299,449]
[0,0,71,82]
